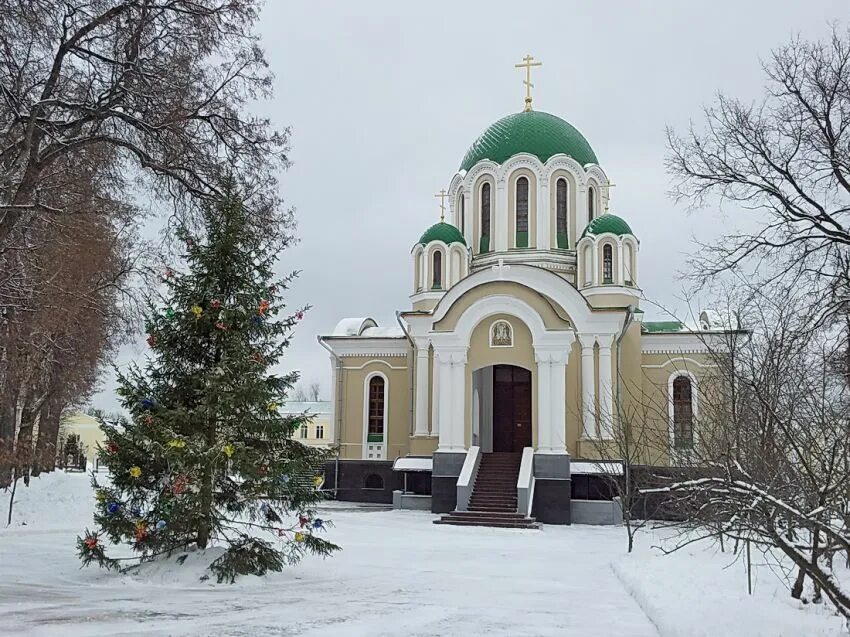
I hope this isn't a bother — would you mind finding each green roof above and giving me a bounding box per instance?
[642,321,685,334]
[418,222,466,246]
[460,111,598,172]
[581,214,635,239]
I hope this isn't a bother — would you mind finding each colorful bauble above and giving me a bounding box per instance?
[164,268,174,279]
[222,443,234,458]
[140,398,154,410]
[295,311,304,321]
[167,439,186,449]
[96,490,107,502]
[106,441,119,454]
[146,334,157,347]
[134,520,148,541]
[211,299,222,309]
[280,474,290,485]
[268,285,278,294]
[173,475,189,495]
[251,315,263,326]
[251,352,264,364]
[313,518,323,529]
[191,305,203,318]
[258,464,269,475]
[258,299,270,316]
[294,532,305,543]
[215,321,227,330]
[165,308,175,319]
[107,502,120,515]
[84,535,98,549]
[299,516,309,528]
[156,520,167,531]
[267,402,278,413]
[129,466,142,478]
[313,475,324,488]
[143,414,153,425]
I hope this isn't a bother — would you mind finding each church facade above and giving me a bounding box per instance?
[319,74,723,525]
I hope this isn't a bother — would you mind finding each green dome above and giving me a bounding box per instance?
[581,214,635,239]
[418,222,467,246]
[460,110,598,172]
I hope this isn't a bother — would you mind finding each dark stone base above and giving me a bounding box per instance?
[431,476,458,513]
[323,460,403,504]
[532,479,572,524]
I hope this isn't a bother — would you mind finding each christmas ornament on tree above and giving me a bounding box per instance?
[295,311,304,321]
[258,299,270,315]
[107,502,120,515]
[165,308,176,319]
[222,443,234,458]
[146,334,157,348]
[215,321,227,331]
[211,299,222,309]
[129,466,142,478]
[84,535,99,549]
[191,305,203,318]
[168,439,186,449]
[140,398,154,410]
[106,442,119,454]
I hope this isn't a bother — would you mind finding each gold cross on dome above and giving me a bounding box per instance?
[435,189,449,221]
[515,54,543,112]
[604,182,616,212]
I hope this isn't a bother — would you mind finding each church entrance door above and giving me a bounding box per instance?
[492,365,532,453]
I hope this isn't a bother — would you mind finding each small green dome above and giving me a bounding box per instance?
[418,222,466,246]
[581,214,635,239]
[460,110,598,172]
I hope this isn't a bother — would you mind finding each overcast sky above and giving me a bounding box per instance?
[91,0,848,411]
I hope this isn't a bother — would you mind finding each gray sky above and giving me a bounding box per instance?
[91,0,848,411]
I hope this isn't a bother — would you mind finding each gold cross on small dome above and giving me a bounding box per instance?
[515,54,542,112]
[435,189,449,221]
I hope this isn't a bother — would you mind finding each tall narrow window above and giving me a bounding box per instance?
[432,251,442,289]
[368,376,385,440]
[588,186,596,220]
[515,176,529,248]
[672,377,694,449]
[458,194,464,235]
[602,244,613,283]
[556,178,568,249]
[480,182,491,253]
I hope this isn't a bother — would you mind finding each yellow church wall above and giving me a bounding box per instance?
[586,292,639,309]
[336,356,411,460]
[506,167,538,249]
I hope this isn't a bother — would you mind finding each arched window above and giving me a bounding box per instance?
[602,244,613,283]
[672,377,694,449]
[458,194,464,235]
[368,376,385,439]
[515,176,529,248]
[556,178,568,249]
[588,186,596,220]
[480,182,491,253]
[432,250,442,289]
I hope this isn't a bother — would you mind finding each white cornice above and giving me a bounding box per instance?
[641,333,714,354]
[319,337,410,357]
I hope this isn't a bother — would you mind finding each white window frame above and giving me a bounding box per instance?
[362,371,389,460]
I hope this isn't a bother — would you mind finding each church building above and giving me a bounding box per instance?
[318,57,723,527]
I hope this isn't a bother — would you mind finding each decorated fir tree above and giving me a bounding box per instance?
[78,188,338,582]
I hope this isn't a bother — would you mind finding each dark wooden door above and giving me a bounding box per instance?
[493,365,532,452]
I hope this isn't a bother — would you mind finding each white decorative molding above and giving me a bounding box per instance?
[323,338,410,358]
[641,333,717,354]
[641,357,717,369]
[341,360,408,370]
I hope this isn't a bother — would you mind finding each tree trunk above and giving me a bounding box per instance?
[32,401,61,475]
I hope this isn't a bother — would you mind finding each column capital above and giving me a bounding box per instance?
[596,333,615,350]
[534,346,569,365]
[578,333,597,350]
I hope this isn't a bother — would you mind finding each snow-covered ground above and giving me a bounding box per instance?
[0,472,845,636]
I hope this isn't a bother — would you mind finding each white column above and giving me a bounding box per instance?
[535,342,571,454]
[495,178,508,252]
[537,177,549,249]
[616,239,625,285]
[435,347,467,452]
[579,334,597,438]
[414,344,430,437]
[462,191,472,246]
[430,350,440,437]
[598,334,615,438]
[535,353,552,452]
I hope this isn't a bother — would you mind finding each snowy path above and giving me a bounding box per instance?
[1,473,845,636]
[0,506,658,636]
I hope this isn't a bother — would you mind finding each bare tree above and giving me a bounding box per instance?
[291,387,308,403]
[0,0,288,248]
[308,382,321,402]
[667,26,850,327]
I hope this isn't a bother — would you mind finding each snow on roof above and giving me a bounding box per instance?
[571,461,624,475]
[280,401,332,414]
[361,326,405,338]
[392,457,433,472]
[328,318,404,338]
[331,317,378,336]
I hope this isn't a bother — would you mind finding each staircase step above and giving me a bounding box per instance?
[468,506,518,513]
[434,517,539,529]
[449,511,532,521]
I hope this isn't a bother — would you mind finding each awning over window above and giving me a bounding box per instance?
[570,461,624,475]
[392,456,433,472]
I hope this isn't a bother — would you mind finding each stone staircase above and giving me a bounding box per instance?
[434,452,539,529]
